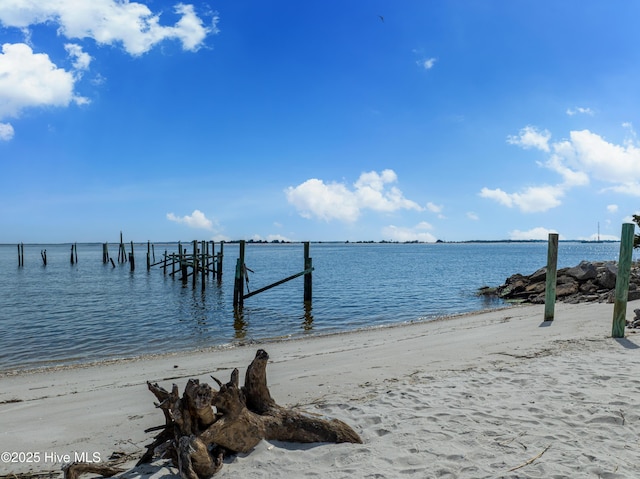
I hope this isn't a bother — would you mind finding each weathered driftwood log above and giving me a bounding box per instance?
[135,349,361,479]
[63,463,124,479]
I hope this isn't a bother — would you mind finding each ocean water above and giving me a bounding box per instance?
[0,241,636,372]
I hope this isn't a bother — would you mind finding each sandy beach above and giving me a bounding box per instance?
[2,300,639,479]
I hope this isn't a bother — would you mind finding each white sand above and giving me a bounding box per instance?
[1,300,639,478]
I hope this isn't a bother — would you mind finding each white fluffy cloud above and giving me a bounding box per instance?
[507,126,551,152]
[566,106,594,116]
[418,58,437,70]
[64,43,92,72]
[0,122,14,141]
[481,124,640,212]
[480,185,564,213]
[0,1,216,56]
[285,169,422,222]
[0,42,88,136]
[0,1,217,139]
[382,222,437,242]
[509,227,559,241]
[167,209,213,229]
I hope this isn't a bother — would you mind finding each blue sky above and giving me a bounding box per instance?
[1,1,639,243]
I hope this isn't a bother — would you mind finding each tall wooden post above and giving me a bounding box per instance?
[201,240,206,291]
[147,241,151,270]
[192,240,198,288]
[70,244,75,265]
[217,241,224,283]
[544,233,559,321]
[163,249,167,275]
[18,243,24,267]
[612,223,635,338]
[103,243,109,264]
[181,247,188,284]
[303,241,312,303]
[233,240,246,309]
[129,241,135,271]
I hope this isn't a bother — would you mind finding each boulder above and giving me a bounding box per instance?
[596,262,618,290]
[479,259,640,306]
[565,261,597,281]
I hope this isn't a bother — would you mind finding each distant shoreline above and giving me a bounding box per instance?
[0,239,621,246]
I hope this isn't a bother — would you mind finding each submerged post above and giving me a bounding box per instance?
[612,223,635,338]
[217,241,224,283]
[544,233,559,321]
[233,240,246,309]
[304,241,312,303]
[118,231,126,263]
[129,241,135,271]
[201,240,206,291]
[192,240,198,288]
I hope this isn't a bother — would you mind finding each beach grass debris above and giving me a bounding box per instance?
[507,444,551,472]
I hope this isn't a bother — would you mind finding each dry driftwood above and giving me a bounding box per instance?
[67,349,361,479]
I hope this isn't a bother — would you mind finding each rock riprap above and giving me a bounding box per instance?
[479,260,640,305]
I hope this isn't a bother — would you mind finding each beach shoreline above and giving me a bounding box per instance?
[2,300,639,478]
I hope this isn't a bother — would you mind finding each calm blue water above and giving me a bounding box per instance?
[0,241,636,372]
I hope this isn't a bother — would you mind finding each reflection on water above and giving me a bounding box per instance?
[301,301,314,332]
[233,308,248,339]
[1,241,636,371]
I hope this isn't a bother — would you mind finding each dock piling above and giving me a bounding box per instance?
[612,223,635,338]
[544,233,559,321]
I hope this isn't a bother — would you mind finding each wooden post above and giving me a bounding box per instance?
[304,241,312,303]
[103,243,109,264]
[201,240,206,291]
[544,233,558,321]
[18,243,24,267]
[612,223,635,338]
[118,231,125,263]
[41,249,47,266]
[181,248,188,284]
[163,250,167,275]
[192,240,198,288]
[217,241,224,283]
[70,244,75,265]
[74,243,78,264]
[233,240,246,309]
[147,241,151,270]
[209,241,214,278]
[129,241,135,271]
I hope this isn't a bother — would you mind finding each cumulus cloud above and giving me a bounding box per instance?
[0,43,88,130]
[64,43,92,72]
[0,1,217,56]
[285,169,422,222]
[509,227,559,241]
[0,122,14,141]
[417,57,437,70]
[507,126,551,152]
[382,222,437,243]
[426,202,445,218]
[607,204,619,214]
[482,124,640,212]
[0,1,218,139]
[466,212,479,221]
[566,106,594,116]
[166,209,213,229]
[479,185,564,213]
